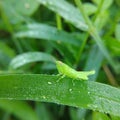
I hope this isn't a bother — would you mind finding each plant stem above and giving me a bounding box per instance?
[56,14,63,30]
[92,0,104,21]
[75,33,89,66]
[103,65,118,87]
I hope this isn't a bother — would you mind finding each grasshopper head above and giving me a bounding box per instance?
[56,61,64,74]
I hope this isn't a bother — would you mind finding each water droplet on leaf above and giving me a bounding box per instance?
[48,82,52,85]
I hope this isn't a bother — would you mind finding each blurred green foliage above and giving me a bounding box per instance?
[0,0,120,119]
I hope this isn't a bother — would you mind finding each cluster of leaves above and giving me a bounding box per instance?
[0,0,120,119]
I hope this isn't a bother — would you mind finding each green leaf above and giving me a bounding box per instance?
[15,23,81,46]
[0,74,120,117]
[9,52,56,69]
[0,100,38,120]
[37,0,88,31]
[0,0,40,24]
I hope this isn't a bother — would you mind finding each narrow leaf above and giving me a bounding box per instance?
[9,52,56,69]
[0,74,120,117]
[15,23,81,46]
[37,0,88,31]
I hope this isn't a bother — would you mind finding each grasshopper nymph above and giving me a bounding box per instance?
[56,61,95,80]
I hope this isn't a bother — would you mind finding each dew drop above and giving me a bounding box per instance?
[88,91,90,94]
[48,82,52,85]
[69,89,72,92]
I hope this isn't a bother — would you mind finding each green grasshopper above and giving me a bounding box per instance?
[56,61,95,81]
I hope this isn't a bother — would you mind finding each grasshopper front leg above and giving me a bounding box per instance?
[56,74,66,82]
